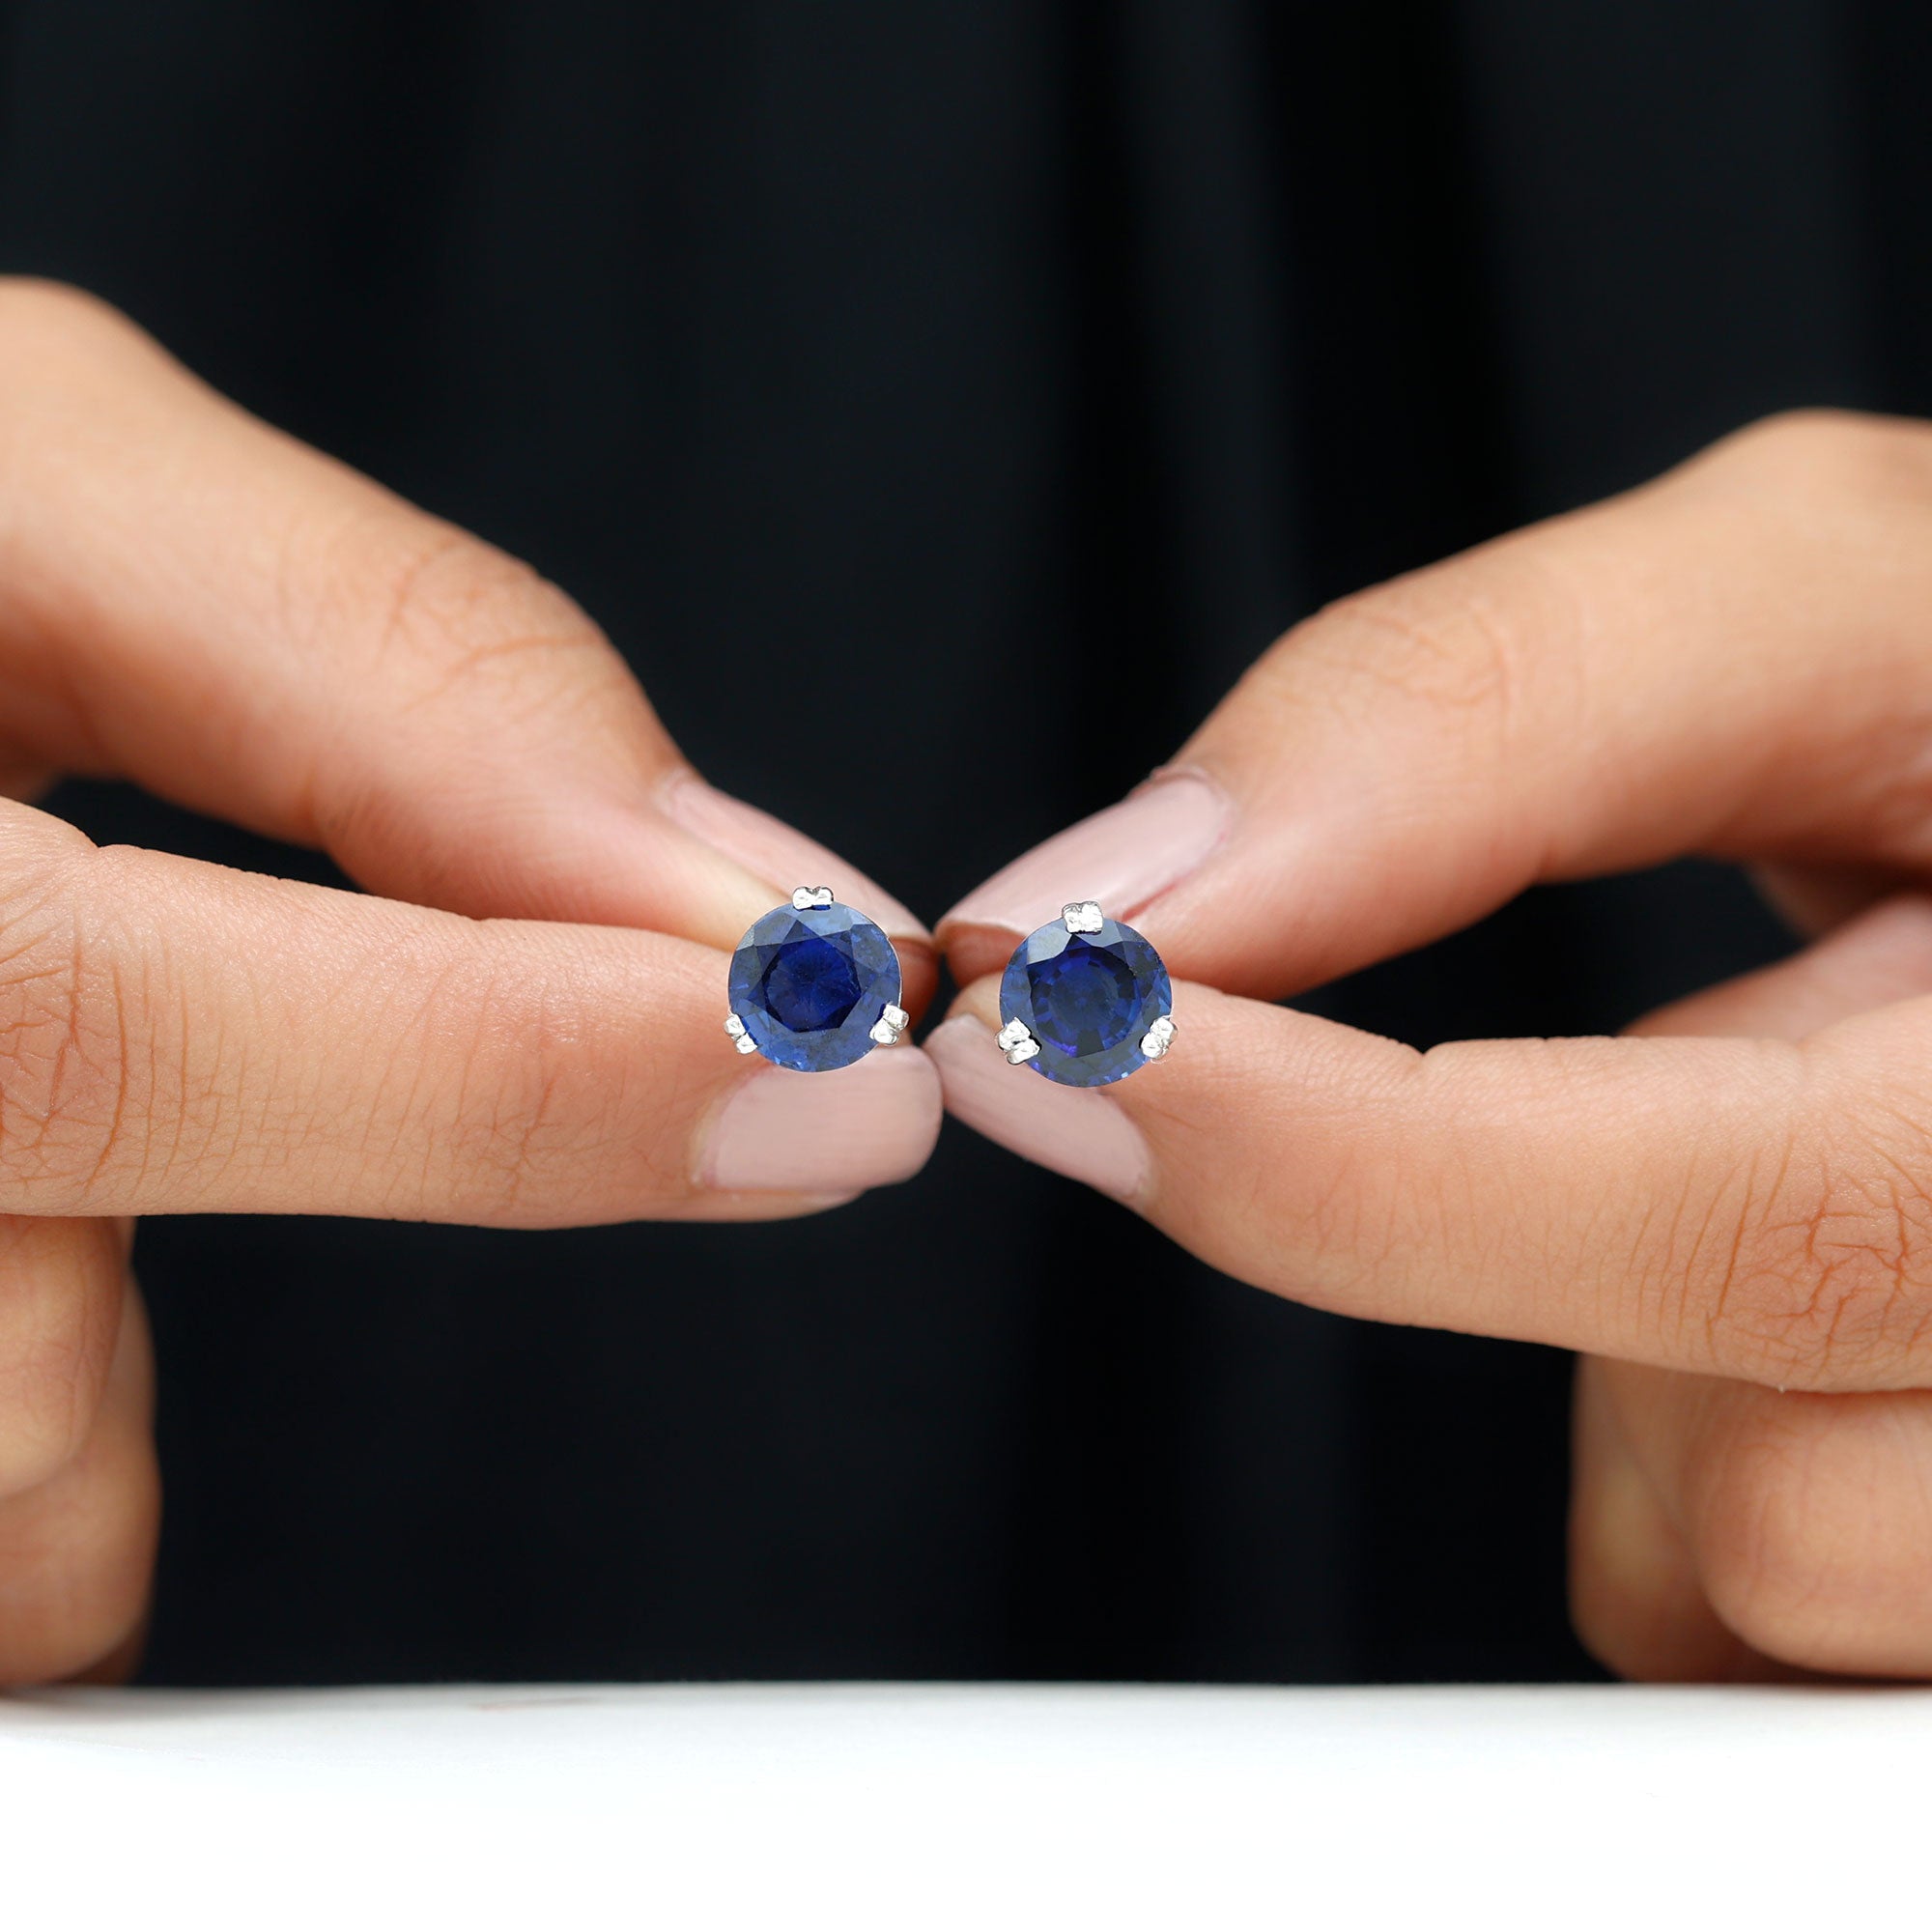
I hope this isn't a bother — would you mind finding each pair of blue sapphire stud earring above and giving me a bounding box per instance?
[725,890,1175,1087]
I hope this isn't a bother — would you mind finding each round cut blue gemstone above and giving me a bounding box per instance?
[1000,915,1171,1087]
[728,901,901,1072]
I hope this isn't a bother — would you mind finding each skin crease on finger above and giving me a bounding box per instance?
[954,897,1932,1685]
[1569,897,1932,1682]
[0,1215,125,1501]
[934,412,1932,1677]
[0,795,942,1226]
[0,279,952,1685]
[11,297,1932,1685]
[935,418,1932,1398]
[944,943,1932,1388]
[938,924,1932,1686]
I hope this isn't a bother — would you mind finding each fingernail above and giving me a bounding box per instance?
[664,775,927,940]
[939,770,1229,939]
[924,1017,1150,1202]
[700,1047,942,1194]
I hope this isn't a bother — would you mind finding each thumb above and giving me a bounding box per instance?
[0,281,930,996]
[939,411,1932,997]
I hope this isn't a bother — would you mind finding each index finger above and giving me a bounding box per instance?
[929,973,1932,1395]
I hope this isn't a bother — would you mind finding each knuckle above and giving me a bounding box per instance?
[1702,407,1932,509]
[319,517,611,700]
[1694,1108,1932,1389]
[0,1433,157,1688]
[1691,1409,1829,1655]
[440,1038,572,1222]
[1293,577,1529,727]
[1564,1504,1657,1684]
[0,1230,119,1497]
[297,521,634,854]
[1270,543,1595,792]
[0,282,157,497]
[377,953,621,1225]
[1691,1398,1927,1672]
[1567,1548,1689,1685]
[0,850,139,1212]
[0,275,139,350]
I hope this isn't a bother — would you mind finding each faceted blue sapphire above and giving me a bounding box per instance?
[1000,916,1171,1087]
[728,901,901,1072]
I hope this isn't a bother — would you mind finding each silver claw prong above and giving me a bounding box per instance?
[1139,1014,1177,1061]
[996,1016,1039,1065]
[1063,900,1102,934]
[791,885,835,910]
[869,1003,909,1047]
[724,1013,759,1055]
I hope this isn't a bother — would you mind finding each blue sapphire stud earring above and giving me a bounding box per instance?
[996,900,1175,1087]
[725,886,908,1072]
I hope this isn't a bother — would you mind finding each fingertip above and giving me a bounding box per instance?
[925,1009,1151,1203]
[947,976,1004,1032]
[935,920,1020,990]
[655,772,937,1017]
[934,771,1231,963]
[895,938,940,1028]
[696,1042,943,1201]
[661,774,931,946]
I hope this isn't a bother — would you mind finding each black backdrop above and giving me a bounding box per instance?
[0,2,1923,1684]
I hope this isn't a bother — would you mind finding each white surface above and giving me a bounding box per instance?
[1,1682,1925,1927]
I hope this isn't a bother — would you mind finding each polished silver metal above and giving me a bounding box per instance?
[996,1016,1039,1065]
[791,885,835,910]
[1062,899,1103,935]
[1138,1013,1177,1061]
[868,1003,910,1047]
[724,1013,760,1056]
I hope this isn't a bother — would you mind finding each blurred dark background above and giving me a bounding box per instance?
[0,1,1923,1684]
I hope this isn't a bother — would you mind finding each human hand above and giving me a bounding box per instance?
[931,409,1932,1680]
[0,281,939,1682]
